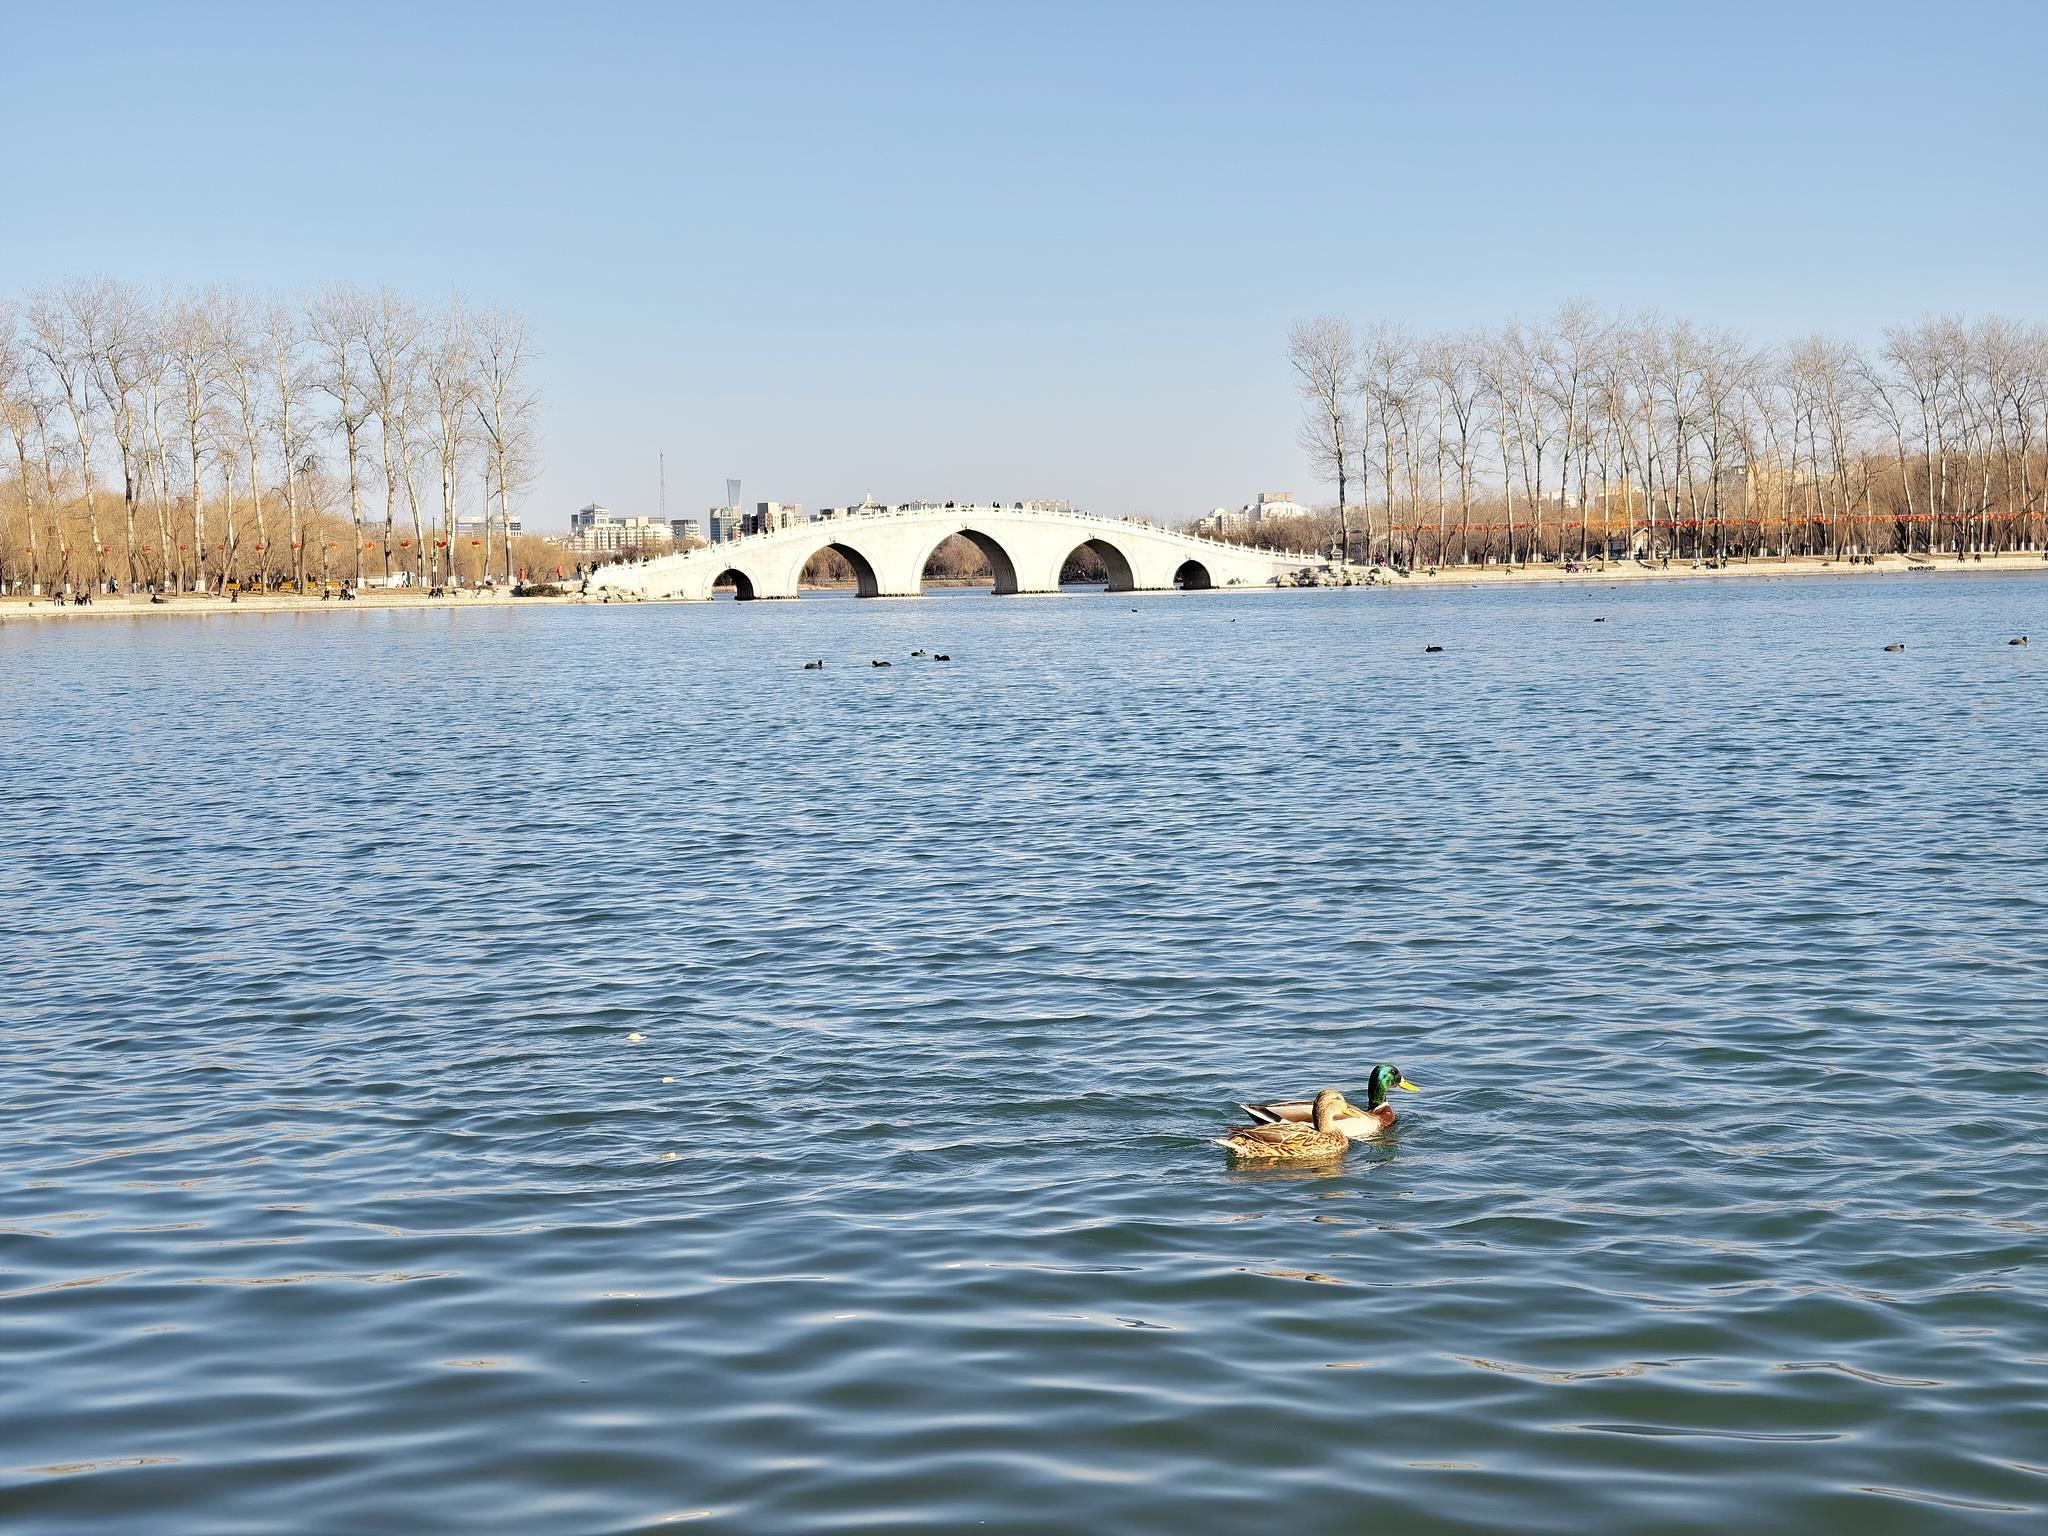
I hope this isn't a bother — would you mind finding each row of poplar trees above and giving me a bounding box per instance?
[1287,303,2048,565]
[0,278,540,594]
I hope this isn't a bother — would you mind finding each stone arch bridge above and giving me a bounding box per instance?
[585,504,1329,601]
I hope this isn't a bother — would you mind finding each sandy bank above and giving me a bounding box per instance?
[6,551,2045,622]
[0,587,585,622]
[1348,550,2048,591]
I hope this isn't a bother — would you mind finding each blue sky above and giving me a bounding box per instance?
[5,1,2044,529]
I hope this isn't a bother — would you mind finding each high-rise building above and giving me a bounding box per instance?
[706,507,743,543]
[744,502,806,536]
[562,503,672,555]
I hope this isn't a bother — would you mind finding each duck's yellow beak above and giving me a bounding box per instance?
[1396,1077,1421,1092]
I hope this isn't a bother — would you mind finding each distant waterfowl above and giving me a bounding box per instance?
[2012,636,2030,646]
[1220,1088,1357,1162]
[1594,617,1607,622]
[912,649,928,657]
[934,653,951,661]
[803,660,824,670]
[872,660,892,667]
[1239,1064,1420,1141]
[1424,644,1443,653]
[1884,643,1906,652]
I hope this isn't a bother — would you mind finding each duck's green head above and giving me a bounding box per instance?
[1365,1063,1422,1108]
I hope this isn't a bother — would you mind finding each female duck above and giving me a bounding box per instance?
[1219,1088,1359,1162]
[1238,1064,1420,1141]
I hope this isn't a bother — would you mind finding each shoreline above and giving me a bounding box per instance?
[1343,549,2048,591]
[5,551,2045,622]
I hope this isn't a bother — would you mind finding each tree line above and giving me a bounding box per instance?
[0,277,544,595]
[1283,304,2048,565]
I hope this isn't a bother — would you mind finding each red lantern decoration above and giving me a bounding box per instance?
[291,541,302,549]
[362,540,376,551]
[435,539,448,548]
[470,538,482,547]
[399,539,412,548]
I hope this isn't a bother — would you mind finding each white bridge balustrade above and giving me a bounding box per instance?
[584,503,1330,601]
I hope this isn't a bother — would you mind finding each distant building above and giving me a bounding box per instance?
[1194,491,1313,538]
[670,517,702,545]
[1246,490,1311,523]
[456,510,523,535]
[706,505,743,543]
[562,503,673,555]
[744,501,806,536]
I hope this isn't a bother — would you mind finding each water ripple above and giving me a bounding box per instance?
[3,579,2046,1533]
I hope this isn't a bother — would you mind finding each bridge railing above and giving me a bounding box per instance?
[602,504,1323,572]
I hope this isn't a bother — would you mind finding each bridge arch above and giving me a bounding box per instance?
[1062,536,1137,592]
[920,526,1020,595]
[1174,558,1213,590]
[713,567,757,600]
[791,539,882,598]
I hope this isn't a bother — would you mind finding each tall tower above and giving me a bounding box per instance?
[659,451,667,521]
[727,478,742,513]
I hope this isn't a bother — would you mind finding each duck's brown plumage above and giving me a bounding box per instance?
[1220,1089,1355,1161]
[1239,1098,1399,1139]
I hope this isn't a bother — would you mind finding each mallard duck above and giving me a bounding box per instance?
[1238,1064,1420,1141]
[1219,1088,1358,1162]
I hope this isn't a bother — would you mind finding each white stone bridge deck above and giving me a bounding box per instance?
[585,503,1330,601]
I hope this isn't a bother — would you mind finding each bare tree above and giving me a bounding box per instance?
[364,288,423,584]
[167,288,229,590]
[136,302,181,589]
[1422,334,1484,562]
[425,299,477,587]
[1287,315,1356,562]
[262,299,313,590]
[308,284,377,588]
[27,280,114,590]
[1539,301,1604,559]
[0,299,41,593]
[470,306,538,585]
[82,281,151,591]
[212,291,273,588]
[1359,324,1419,563]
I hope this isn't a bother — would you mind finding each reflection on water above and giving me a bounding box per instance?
[2,576,2045,1534]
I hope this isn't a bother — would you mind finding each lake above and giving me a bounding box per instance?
[3,575,2044,1533]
